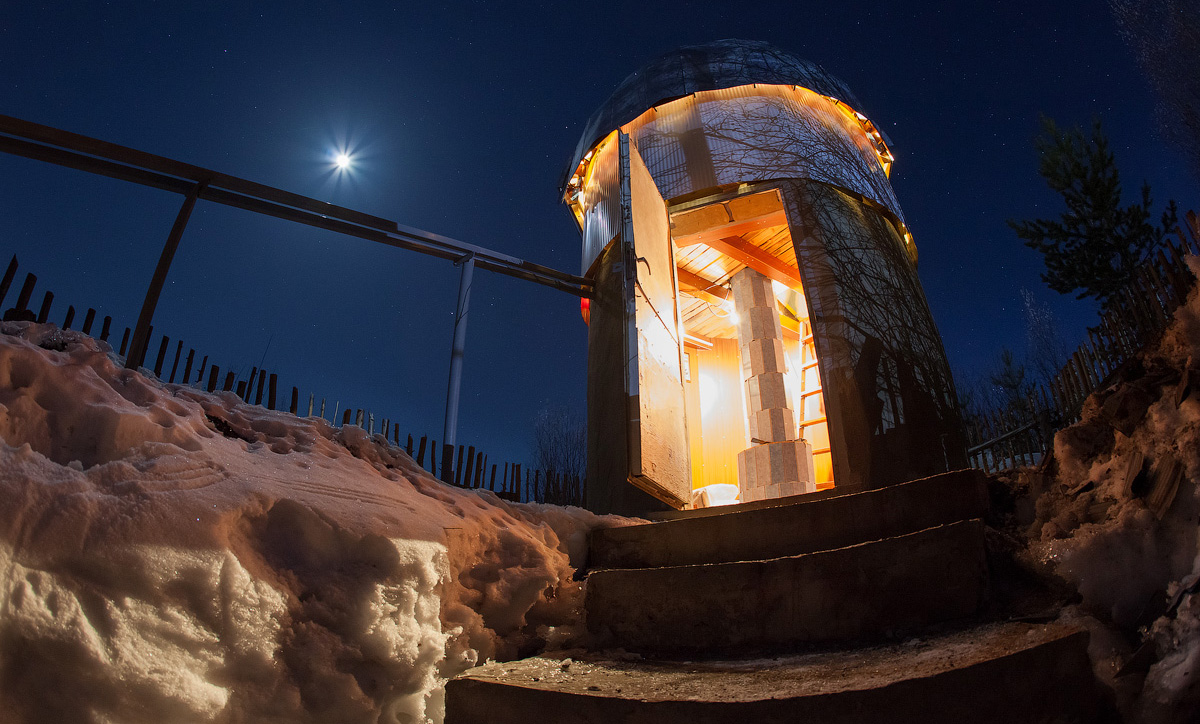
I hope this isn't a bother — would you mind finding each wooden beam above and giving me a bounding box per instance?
[702,234,804,290]
[673,209,788,248]
[676,267,728,307]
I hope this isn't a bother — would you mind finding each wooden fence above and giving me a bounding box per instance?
[966,212,1200,472]
[0,252,583,506]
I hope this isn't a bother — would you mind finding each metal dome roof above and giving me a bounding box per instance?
[562,39,872,191]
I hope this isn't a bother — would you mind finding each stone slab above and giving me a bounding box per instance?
[446,620,1099,724]
[589,469,987,570]
[585,519,988,654]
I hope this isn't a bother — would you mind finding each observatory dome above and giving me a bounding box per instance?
[564,39,877,189]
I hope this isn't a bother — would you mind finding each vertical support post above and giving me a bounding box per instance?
[14,273,36,315]
[153,335,169,377]
[36,291,53,323]
[168,340,183,382]
[0,256,17,309]
[443,252,475,453]
[254,370,266,406]
[126,180,207,370]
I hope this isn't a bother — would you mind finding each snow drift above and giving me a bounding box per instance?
[0,321,622,723]
[999,258,1200,723]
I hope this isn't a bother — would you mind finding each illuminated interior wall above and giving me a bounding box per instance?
[682,338,750,491]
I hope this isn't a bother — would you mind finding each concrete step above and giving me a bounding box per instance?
[446,619,1100,724]
[586,519,987,654]
[588,469,987,571]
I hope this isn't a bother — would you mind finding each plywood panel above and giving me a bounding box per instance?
[625,135,691,508]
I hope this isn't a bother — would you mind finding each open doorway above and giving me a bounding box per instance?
[670,189,834,506]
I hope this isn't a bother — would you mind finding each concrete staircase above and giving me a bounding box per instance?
[446,470,1103,722]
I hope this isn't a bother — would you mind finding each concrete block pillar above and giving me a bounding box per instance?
[731,267,816,502]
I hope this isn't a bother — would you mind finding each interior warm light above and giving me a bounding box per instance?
[698,372,720,415]
[722,298,739,325]
[695,483,740,506]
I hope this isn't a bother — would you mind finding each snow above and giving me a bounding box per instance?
[1012,257,1200,722]
[0,321,627,723]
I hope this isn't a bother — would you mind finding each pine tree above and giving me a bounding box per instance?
[1008,117,1177,312]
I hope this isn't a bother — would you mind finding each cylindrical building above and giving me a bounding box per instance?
[565,40,965,515]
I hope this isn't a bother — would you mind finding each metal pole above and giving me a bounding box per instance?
[126,179,207,369]
[443,252,475,452]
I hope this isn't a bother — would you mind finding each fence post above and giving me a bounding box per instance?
[243,367,257,402]
[255,371,266,406]
[82,308,95,334]
[207,365,219,392]
[182,349,194,385]
[290,387,298,415]
[168,340,183,383]
[0,256,16,308]
[36,290,53,323]
[62,305,75,330]
[153,336,169,377]
[441,443,454,484]
[268,373,278,409]
[13,273,35,317]
[100,316,112,342]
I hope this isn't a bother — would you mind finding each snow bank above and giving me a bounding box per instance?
[0,322,624,723]
[1009,259,1200,722]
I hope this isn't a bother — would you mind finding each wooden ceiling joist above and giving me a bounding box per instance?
[703,234,804,290]
[672,209,789,249]
[676,267,728,307]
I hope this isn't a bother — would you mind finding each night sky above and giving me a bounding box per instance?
[2,2,1195,467]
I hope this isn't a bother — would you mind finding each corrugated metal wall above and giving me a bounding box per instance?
[577,133,621,275]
